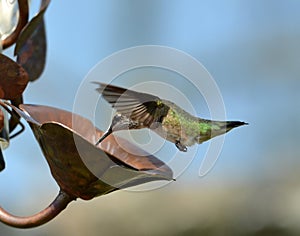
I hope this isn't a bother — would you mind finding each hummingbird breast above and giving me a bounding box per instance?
[151,101,199,147]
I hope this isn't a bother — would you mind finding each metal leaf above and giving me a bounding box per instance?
[15,0,50,81]
[0,109,3,133]
[0,53,29,99]
[10,104,173,200]
[0,0,19,40]
[0,109,4,171]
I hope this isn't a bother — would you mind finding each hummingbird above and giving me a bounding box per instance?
[94,82,247,152]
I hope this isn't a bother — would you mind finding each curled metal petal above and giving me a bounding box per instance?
[0,54,29,99]
[17,104,173,200]
[15,0,51,81]
[1,0,29,50]
[0,102,173,228]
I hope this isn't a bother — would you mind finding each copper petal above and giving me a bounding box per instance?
[14,0,50,81]
[0,54,29,99]
[0,109,3,132]
[9,104,173,200]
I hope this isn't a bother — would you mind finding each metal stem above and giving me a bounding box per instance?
[0,190,75,228]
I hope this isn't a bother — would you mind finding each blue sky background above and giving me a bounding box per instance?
[1,1,300,235]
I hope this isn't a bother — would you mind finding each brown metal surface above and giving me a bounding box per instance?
[0,54,29,100]
[18,104,173,199]
[15,0,50,81]
[1,0,29,50]
[0,102,173,228]
[0,191,74,228]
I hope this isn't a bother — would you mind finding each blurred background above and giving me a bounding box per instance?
[1,0,300,235]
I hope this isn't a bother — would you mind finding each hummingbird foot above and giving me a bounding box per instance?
[175,141,187,152]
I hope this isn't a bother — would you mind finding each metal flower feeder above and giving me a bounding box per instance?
[0,102,173,228]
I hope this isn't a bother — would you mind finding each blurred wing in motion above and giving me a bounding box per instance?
[94,82,170,126]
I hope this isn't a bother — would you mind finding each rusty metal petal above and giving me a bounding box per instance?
[0,149,5,172]
[10,104,173,200]
[0,54,29,99]
[0,109,4,170]
[14,0,50,81]
[0,109,3,132]
[1,0,29,50]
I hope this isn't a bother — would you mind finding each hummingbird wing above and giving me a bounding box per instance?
[94,82,170,126]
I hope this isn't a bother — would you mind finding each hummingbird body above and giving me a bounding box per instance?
[94,83,247,152]
[152,99,202,147]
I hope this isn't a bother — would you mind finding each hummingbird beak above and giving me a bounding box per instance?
[225,121,248,132]
[95,128,112,146]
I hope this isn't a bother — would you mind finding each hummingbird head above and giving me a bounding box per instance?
[110,114,138,132]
